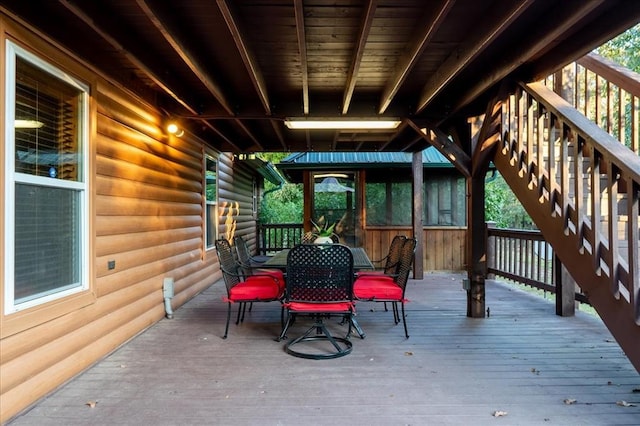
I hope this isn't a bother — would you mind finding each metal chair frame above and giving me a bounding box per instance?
[278,243,355,359]
[354,238,417,338]
[214,238,283,339]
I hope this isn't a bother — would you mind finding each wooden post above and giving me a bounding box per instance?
[486,221,496,279]
[412,151,424,279]
[555,256,576,316]
[467,174,486,318]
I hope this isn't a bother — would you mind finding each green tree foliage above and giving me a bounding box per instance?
[485,174,535,229]
[596,23,640,73]
[257,153,303,224]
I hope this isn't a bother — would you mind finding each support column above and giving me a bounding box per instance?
[412,151,424,279]
[555,257,576,316]
[467,174,486,318]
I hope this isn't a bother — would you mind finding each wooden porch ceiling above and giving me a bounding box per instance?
[3,0,639,153]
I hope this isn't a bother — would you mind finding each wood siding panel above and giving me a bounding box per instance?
[0,20,261,421]
[363,227,466,272]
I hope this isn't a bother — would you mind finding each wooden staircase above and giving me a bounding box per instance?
[488,56,640,372]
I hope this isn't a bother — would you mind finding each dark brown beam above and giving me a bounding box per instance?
[446,0,607,121]
[527,2,640,81]
[294,0,309,115]
[415,0,534,113]
[136,0,235,115]
[378,120,410,151]
[342,0,378,115]
[378,0,455,114]
[59,0,194,114]
[58,0,236,147]
[407,121,471,177]
[217,0,271,115]
[270,121,288,151]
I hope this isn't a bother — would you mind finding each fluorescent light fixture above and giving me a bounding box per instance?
[15,119,44,129]
[284,118,401,130]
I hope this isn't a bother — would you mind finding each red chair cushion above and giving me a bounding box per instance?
[355,271,394,279]
[286,301,354,313]
[353,276,402,300]
[255,269,285,291]
[229,276,281,301]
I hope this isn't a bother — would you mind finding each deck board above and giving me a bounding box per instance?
[9,273,640,425]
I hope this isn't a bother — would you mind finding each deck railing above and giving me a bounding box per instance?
[545,52,640,155]
[486,225,589,304]
[257,223,304,254]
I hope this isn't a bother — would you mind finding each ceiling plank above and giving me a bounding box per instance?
[445,0,607,121]
[58,0,237,148]
[136,0,235,115]
[377,0,456,114]
[415,0,535,114]
[294,0,309,115]
[217,0,271,115]
[58,0,195,114]
[341,0,378,115]
[270,120,288,151]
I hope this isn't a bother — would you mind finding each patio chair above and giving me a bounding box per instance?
[353,237,417,338]
[214,238,284,339]
[233,236,272,265]
[233,235,284,282]
[357,234,406,277]
[278,243,356,359]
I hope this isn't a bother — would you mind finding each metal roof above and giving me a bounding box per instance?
[278,147,453,169]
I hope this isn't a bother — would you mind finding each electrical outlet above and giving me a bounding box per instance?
[108,260,116,270]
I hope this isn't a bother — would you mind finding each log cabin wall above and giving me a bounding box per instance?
[0,16,256,422]
[217,154,260,253]
[363,227,467,271]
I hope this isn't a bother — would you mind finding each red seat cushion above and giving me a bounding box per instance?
[355,271,394,280]
[228,276,281,301]
[286,301,354,313]
[255,269,285,291]
[353,276,402,300]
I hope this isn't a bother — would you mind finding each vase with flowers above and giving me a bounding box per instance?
[311,218,336,244]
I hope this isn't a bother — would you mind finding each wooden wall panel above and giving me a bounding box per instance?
[0,20,258,421]
[363,227,467,271]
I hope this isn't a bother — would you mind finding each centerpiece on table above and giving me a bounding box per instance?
[311,218,337,244]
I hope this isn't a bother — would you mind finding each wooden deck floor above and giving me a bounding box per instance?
[9,273,640,425]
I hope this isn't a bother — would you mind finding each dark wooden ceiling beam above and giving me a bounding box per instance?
[58,0,239,149]
[294,0,309,115]
[58,0,194,114]
[526,2,640,81]
[444,0,607,122]
[270,121,288,151]
[407,120,471,177]
[377,0,456,114]
[341,0,378,115]
[415,0,535,114]
[136,0,235,116]
[216,0,271,115]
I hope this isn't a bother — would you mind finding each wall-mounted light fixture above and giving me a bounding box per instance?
[284,117,401,130]
[166,122,184,137]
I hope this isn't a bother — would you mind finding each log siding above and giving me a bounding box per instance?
[0,16,257,422]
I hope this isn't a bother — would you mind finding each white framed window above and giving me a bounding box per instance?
[204,153,218,249]
[4,41,90,313]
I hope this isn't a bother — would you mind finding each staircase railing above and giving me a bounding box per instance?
[493,80,640,371]
[544,52,640,155]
